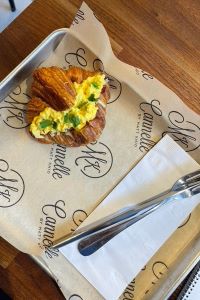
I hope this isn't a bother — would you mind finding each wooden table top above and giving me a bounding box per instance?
[0,0,199,299]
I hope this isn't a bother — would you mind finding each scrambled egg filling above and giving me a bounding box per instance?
[30,74,105,138]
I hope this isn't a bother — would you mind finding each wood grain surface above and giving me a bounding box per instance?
[0,0,199,299]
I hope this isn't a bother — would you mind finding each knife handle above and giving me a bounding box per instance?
[78,200,165,256]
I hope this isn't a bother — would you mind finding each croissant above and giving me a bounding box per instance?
[26,66,110,146]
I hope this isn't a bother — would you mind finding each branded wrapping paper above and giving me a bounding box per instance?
[0,2,199,299]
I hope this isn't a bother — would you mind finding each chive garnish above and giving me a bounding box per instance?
[92,82,99,89]
[69,115,80,127]
[78,102,86,109]
[88,94,97,102]
[40,119,52,129]
[52,122,57,129]
[64,114,70,123]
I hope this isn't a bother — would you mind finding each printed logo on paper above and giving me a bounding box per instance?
[135,68,154,80]
[37,199,88,259]
[47,144,71,179]
[72,9,85,25]
[162,111,200,152]
[37,199,67,258]
[178,213,191,228]
[75,141,113,178]
[69,295,83,300]
[0,159,25,208]
[122,278,135,300]
[0,86,30,129]
[152,261,168,279]
[70,209,88,232]
[134,99,200,153]
[46,141,113,180]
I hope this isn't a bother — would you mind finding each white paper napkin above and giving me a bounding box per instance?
[60,135,200,300]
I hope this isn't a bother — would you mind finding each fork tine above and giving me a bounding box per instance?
[172,169,200,191]
[189,181,200,196]
[184,169,200,182]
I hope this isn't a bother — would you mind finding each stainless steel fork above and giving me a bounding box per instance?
[53,170,200,256]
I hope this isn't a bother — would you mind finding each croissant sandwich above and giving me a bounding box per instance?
[26,66,110,146]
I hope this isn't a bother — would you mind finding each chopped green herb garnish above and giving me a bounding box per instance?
[40,119,52,129]
[88,94,97,102]
[64,114,70,123]
[92,82,99,89]
[52,122,57,129]
[78,102,86,109]
[69,115,80,127]
[64,114,80,127]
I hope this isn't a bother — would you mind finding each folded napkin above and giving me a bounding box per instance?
[60,135,200,300]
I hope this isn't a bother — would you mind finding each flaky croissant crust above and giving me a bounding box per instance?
[26,66,110,146]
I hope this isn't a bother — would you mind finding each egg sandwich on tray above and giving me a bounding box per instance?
[26,66,110,146]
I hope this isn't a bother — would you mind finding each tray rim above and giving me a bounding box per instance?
[0,28,68,102]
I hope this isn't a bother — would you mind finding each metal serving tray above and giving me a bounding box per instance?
[0,28,68,102]
[0,28,199,299]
